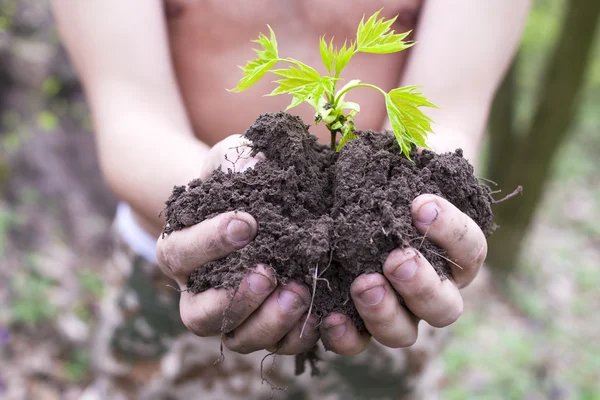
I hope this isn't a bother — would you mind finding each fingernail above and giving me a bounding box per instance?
[359,286,385,306]
[240,158,259,172]
[247,273,272,294]
[227,219,252,243]
[393,257,418,280]
[327,323,347,338]
[277,289,303,313]
[417,202,439,225]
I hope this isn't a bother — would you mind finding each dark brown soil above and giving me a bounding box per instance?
[163,112,494,332]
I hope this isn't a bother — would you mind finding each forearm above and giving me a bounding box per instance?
[96,112,209,236]
[384,0,531,167]
[51,0,208,235]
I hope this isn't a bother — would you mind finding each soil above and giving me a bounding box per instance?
[163,111,494,333]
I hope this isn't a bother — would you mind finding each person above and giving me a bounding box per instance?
[52,1,531,399]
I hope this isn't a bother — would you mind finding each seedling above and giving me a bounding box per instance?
[230,9,436,157]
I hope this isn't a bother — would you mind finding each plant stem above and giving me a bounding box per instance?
[334,83,387,105]
[330,130,337,150]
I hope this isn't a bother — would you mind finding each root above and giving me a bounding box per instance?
[215,333,226,365]
[492,185,523,204]
[422,248,464,270]
[418,225,431,252]
[220,285,242,334]
[317,277,332,292]
[300,266,319,338]
[318,248,334,278]
[224,144,256,173]
[342,295,350,306]
[299,249,335,338]
[260,347,287,394]
[166,284,189,293]
[477,176,498,186]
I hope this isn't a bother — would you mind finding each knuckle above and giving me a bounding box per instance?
[226,321,281,355]
[347,339,370,356]
[253,320,282,347]
[432,300,463,328]
[414,282,438,306]
[224,338,253,355]
[180,304,213,337]
[365,311,395,332]
[395,329,418,348]
[157,238,184,278]
[270,339,301,356]
[202,229,230,258]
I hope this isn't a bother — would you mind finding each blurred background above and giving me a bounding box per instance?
[0,0,598,399]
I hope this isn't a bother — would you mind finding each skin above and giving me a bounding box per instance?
[52,0,531,356]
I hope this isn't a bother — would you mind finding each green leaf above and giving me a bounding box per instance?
[385,86,436,158]
[342,101,360,115]
[319,36,336,73]
[229,25,279,92]
[334,41,356,76]
[269,60,335,110]
[269,60,322,95]
[336,129,358,151]
[356,9,414,54]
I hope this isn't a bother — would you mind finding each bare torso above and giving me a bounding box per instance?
[164,0,424,146]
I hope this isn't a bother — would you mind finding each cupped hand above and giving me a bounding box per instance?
[321,194,488,355]
[156,135,320,356]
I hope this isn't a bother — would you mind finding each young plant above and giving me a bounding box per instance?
[230,9,436,157]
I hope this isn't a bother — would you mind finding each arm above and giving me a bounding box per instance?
[322,1,532,355]
[386,0,532,165]
[55,0,319,355]
[52,0,209,236]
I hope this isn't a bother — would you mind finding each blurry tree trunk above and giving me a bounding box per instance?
[487,58,517,183]
[486,0,600,279]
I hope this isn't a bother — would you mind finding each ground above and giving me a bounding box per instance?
[0,0,599,399]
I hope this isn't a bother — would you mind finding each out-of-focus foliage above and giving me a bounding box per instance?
[443,0,600,398]
[0,0,598,398]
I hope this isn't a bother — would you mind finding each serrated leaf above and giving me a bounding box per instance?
[385,86,436,158]
[334,41,356,76]
[336,129,358,151]
[268,60,335,110]
[270,65,320,95]
[320,36,336,73]
[230,25,279,92]
[356,9,414,54]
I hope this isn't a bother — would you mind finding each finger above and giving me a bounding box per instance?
[412,194,488,288]
[350,273,418,348]
[320,313,370,356]
[224,282,310,354]
[179,264,277,337]
[266,314,320,355]
[156,211,257,286]
[384,248,463,328]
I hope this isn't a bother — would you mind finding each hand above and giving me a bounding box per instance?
[320,194,487,355]
[156,135,320,355]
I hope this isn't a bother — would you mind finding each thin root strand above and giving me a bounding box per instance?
[300,266,319,338]
[477,176,498,186]
[492,185,523,204]
[422,248,464,270]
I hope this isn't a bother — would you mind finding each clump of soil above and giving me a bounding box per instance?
[163,112,494,331]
